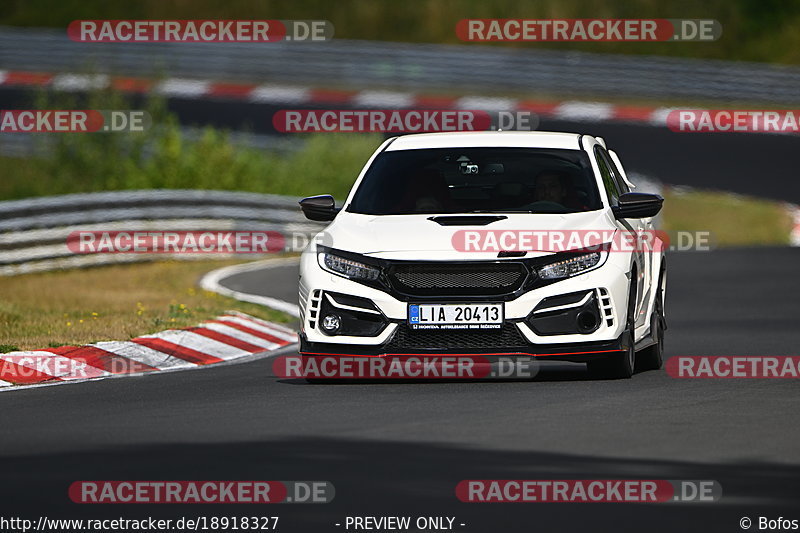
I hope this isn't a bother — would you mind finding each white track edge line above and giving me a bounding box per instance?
[199,257,301,317]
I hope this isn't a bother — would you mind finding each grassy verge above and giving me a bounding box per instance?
[661,186,794,247]
[0,133,380,203]
[0,133,377,202]
[0,259,294,352]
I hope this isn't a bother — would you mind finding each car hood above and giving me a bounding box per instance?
[319,210,616,260]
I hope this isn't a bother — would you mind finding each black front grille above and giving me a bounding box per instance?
[385,323,529,351]
[387,262,527,296]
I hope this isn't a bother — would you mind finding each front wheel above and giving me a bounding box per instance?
[637,268,666,371]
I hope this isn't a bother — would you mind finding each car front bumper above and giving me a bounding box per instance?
[299,247,634,361]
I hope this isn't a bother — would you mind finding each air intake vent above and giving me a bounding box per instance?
[597,287,614,327]
[307,289,322,329]
[386,323,528,350]
[387,262,527,296]
[428,215,507,226]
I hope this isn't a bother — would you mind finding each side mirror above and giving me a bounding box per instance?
[612,192,663,219]
[299,194,339,222]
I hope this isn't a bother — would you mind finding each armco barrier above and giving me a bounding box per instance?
[2,26,800,104]
[0,190,324,275]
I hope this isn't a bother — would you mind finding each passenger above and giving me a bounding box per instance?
[398,168,451,213]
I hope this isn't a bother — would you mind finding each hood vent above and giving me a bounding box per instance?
[427,215,507,226]
[497,251,527,258]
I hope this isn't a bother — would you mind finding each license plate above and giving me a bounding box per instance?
[408,303,504,330]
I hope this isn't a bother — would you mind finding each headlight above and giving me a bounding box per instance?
[318,252,381,281]
[537,252,605,280]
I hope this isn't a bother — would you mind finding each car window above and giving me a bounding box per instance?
[347,147,602,215]
[594,146,621,204]
[602,148,630,194]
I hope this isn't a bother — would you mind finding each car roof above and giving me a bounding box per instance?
[385,131,584,151]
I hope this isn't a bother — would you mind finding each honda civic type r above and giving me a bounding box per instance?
[297,131,667,379]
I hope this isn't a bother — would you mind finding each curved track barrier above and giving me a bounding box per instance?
[0,190,324,275]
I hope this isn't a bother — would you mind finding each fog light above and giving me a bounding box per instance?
[321,314,341,334]
[576,310,599,333]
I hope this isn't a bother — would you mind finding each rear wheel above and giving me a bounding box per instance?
[637,268,666,371]
[588,271,637,379]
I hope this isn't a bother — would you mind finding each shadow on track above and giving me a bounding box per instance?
[2,437,798,533]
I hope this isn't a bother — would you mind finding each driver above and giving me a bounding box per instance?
[533,170,570,205]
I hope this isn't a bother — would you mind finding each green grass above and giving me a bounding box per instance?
[4,0,800,65]
[0,88,380,202]
[0,259,294,352]
[661,186,794,247]
[0,133,378,202]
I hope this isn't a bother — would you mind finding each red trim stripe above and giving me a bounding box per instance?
[185,327,265,353]
[46,345,158,374]
[131,337,224,365]
[299,349,624,358]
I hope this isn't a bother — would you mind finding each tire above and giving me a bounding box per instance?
[588,271,637,379]
[637,268,666,371]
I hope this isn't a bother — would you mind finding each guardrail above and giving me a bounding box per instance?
[2,26,800,104]
[0,190,324,276]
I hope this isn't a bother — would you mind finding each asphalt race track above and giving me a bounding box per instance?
[1,248,798,532]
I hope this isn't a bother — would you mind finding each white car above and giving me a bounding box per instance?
[298,131,667,379]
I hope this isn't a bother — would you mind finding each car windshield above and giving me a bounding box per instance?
[347,147,602,215]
